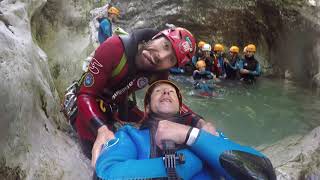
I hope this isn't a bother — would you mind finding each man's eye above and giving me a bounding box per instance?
[164,42,170,50]
[170,56,176,63]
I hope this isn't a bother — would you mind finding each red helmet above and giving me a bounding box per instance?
[153,27,196,67]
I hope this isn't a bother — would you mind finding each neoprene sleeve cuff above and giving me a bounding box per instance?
[89,117,105,135]
[191,114,203,127]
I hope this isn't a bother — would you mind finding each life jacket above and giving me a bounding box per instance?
[202,57,213,72]
[241,56,259,81]
[212,54,224,77]
[225,56,241,80]
[242,56,258,71]
[193,71,213,80]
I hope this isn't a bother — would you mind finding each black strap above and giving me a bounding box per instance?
[163,141,181,180]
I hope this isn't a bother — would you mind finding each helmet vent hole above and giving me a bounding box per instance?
[179,31,182,39]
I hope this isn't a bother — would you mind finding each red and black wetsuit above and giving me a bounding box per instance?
[75,29,203,158]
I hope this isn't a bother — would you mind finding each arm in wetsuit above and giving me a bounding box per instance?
[95,126,203,180]
[189,130,276,179]
[77,36,125,136]
[96,126,276,180]
[238,60,261,76]
[249,62,261,76]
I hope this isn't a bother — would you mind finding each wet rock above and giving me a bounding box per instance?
[0,0,92,179]
[1,0,319,179]
[115,0,320,87]
[259,126,320,179]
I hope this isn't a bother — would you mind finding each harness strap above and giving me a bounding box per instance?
[112,54,127,77]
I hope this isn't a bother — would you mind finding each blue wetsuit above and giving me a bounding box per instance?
[170,67,185,74]
[193,70,215,95]
[98,17,112,44]
[96,125,275,179]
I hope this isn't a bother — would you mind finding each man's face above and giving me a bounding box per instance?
[229,52,237,57]
[216,51,223,56]
[148,83,180,117]
[247,51,255,58]
[135,37,177,71]
[109,14,118,23]
[199,66,206,72]
[203,51,210,58]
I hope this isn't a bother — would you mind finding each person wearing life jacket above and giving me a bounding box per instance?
[75,27,215,167]
[193,60,214,80]
[212,43,226,78]
[198,43,214,73]
[193,60,218,97]
[95,80,276,180]
[224,45,242,80]
[191,41,205,67]
[191,41,206,66]
[239,44,261,82]
[97,7,120,44]
[185,41,206,75]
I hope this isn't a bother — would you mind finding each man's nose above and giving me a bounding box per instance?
[162,89,170,95]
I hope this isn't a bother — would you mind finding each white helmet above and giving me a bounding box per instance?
[202,44,211,51]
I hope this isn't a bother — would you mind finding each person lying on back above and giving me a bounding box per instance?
[95,80,276,180]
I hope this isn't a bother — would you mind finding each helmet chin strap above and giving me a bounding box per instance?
[148,110,181,123]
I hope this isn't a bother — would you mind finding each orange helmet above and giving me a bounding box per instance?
[214,44,224,52]
[246,44,256,52]
[108,7,120,16]
[198,41,206,49]
[229,46,240,53]
[196,60,206,69]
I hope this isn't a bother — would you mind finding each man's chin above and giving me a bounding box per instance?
[139,64,160,72]
[158,109,178,116]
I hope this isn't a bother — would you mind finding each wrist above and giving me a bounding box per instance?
[186,128,200,146]
[184,127,193,144]
[97,125,114,142]
[97,125,110,133]
[90,117,105,135]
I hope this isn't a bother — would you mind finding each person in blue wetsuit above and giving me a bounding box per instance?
[239,44,261,83]
[97,6,120,44]
[96,80,276,180]
[224,46,242,80]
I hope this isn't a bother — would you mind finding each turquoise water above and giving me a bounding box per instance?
[137,76,320,146]
[171,76,320,146]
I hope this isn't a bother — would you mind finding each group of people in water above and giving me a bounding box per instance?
[170,41,261,96]
[60,1,276,179]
